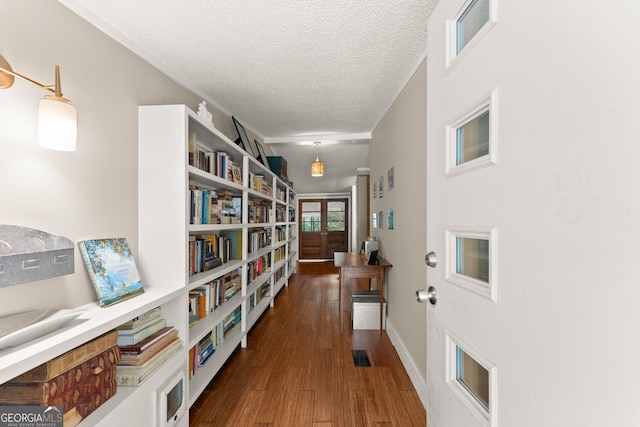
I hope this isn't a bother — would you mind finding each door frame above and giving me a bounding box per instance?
[298,195,351,260]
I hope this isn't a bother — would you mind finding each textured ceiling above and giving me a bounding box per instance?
[59,0,436,194]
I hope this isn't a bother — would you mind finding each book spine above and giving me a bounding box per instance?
[48,364,117,408]
[62,378,117,426]
[118,307,161,329]
[77,241,102,303]
[116,318,167,345]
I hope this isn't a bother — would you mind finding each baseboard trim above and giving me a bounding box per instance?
[385,318,427,409]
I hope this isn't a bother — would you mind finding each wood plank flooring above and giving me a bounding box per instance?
[189,261,426,426]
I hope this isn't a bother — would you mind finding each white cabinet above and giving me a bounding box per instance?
[138,104,297,409]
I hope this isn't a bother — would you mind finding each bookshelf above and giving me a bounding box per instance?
[138,104,298,411]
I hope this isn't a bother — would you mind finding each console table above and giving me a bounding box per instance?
[334,252,392,330]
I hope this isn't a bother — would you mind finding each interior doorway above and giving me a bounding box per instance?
[299,198,349,259]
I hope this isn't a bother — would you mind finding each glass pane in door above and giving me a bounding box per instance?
[457,0,490,53]
[301,201,321,232]
[456,237,489,282]
[456,346,490,411]
[456,110,489,165]
[327,200,346,231]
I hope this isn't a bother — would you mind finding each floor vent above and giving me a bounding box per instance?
[352,349,371,367]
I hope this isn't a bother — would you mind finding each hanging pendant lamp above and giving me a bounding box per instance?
[311,141,324,177]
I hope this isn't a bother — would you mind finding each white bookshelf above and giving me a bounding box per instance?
[138,104,298,413]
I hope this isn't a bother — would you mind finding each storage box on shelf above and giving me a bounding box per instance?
[138,104,297,414]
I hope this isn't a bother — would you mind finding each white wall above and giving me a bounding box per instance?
[0,1,215,313]
[369,58,428,382]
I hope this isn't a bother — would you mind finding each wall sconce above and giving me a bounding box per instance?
[0,55,77,151]
[311,141,324,177]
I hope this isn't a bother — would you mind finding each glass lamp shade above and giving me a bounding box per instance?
[311,160,324,177]
[38,97,77,151]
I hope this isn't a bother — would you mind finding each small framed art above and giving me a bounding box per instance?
[254,139,268,166]
[232,116,254,156]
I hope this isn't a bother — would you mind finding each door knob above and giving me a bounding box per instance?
[416,286,437,305]
[425,251,438,268]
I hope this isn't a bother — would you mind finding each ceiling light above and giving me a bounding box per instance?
[311,141,324,177]
[0,55,77,151]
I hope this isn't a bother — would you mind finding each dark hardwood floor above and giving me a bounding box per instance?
[189,261,426,426]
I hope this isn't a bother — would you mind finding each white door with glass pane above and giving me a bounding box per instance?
[426,0,640,426]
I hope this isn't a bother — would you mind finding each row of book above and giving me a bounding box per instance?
[274,226,288,243]
[188,269,241,327]
[115,307,183,387]
[273,245,287,263]
[190,184,240,226]
[191,189,275,226]
[248,282,271,313]
[189,134,243,185]
[188,306,241,379]
[0,330,120,426]
[247,253,271,285]
[248,199,272,224]
[248,228,272,254]
[275,187,287,202]
[275,206,287,222]
[248,173,273,197]
[274,264,286,284]
[189,234,226,276]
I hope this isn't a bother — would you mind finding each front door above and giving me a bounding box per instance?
[299,198,348,259]
[426,0,640,426]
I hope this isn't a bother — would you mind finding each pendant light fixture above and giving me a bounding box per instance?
[311,141,324,177]
[0,55,77,151]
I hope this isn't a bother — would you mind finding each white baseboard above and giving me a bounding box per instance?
[385,318,427,409]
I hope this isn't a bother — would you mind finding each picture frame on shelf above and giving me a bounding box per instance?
[254,139,268,166]
[232,116,255,156]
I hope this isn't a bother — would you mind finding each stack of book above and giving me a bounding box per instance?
[115,307,183,386]
[0,330,120,427]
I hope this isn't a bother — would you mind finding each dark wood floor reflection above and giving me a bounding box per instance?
[189,261,426,426]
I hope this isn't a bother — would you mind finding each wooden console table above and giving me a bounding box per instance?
[334,252,392,330]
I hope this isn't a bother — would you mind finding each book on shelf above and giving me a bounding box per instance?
[8,330,118,382]
[116,317,167,346]
[116,339,183,386]
[119,332,180,366]
[118,326,176,355]
[197,332,215,367]
[0,345,120,406]
[189,187,220,225]
[77,238,145,307]
[220,229,242,260]
[117,306,161,330]
[231,163,242,184]
[63,378,118,427]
